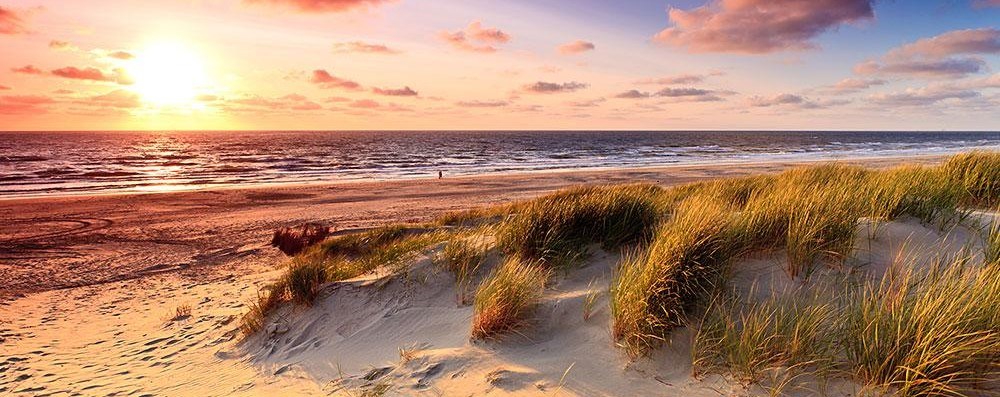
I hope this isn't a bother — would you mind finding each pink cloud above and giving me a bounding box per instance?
[310,69,362,90]
[440,21,511,53]
[227,93,323,112]
[332,41,400,54]
[653,0,874,54]
[827,77,887,94]
[0,95,55,115]
[243,0,393,13]
[49,40,78,51]
[856,29,999,80]
[885,28,1000,60]
[615,90,651,99]
[973,0,1000,8]
[0,85,9,90]
[349,99,380,108]
[522,81,588,94]
[89,90,141,108]
[0,7,29,35]
[108,51,135,60]
[557,40,596,55]
[346,99,412,112]
[372,86,417,96]
[12,65,44,75]
[456,100,509,108]
[868,86,980,107]
[51,66,133,85]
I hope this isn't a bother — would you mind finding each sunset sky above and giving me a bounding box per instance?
[1,0,998,131]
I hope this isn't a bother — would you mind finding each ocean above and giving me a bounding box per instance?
[1,130,998,197]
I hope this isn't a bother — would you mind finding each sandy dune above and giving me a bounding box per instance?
[0,154,975,396]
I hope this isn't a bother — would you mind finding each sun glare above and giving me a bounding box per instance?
[129,42,207,106]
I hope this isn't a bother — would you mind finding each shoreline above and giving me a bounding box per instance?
[0,152,956,202]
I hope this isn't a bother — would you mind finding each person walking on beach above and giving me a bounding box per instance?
[438,171,443,179]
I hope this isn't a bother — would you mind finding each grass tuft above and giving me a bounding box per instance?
[496,184,664,265]
[611,197,734,357]
[437,237,490,304]
[471,258,550,339]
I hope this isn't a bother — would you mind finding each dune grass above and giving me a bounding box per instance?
[471,258,551,339]
[495,184,664,265]
[843,257,1000,396]
[611,197,735,356]
[239,226,446,336]
[240,150,1000,394]
[610,153,1000,357]
[692,288,840,384]
[943,151,1000,207]
[437,237,490,304]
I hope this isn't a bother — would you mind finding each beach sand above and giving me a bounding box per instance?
[0,154,961,396]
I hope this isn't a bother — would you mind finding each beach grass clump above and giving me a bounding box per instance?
[239,280,288,336]
[438,237,490,304]
[877,166,964,224]
[693,290,838,384]
[317,225,411,258]
[496,184,664,264]
[611,197,735,356]
[985,215,1000,265]
[240,226,447,336]
[284,258,331,305]
[943,151,1000,207]
[471,258,550,339]
[843,258,1000,396]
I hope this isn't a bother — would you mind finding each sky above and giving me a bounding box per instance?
[0,0,998,131]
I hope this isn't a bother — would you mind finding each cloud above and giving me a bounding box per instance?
[615,90,651,99]
[749,93,807,107]
[0,95,55,115]
[857,28,999,79]
[885,28,1000,60]
[440,21,511,53]
[228,93,323,112]
[49,40,78,51]
[346,99,412,112]
[855,57,986,79]
[653,0,874,54]
[11,65,44,75]
[51,66,133,85]
[243,0,393,13]
[0,7,29,35]
[868,86,980,107]
[372,86,417,96]
[89,90,142,108]
[108,51,135,60]
[747,93,847,109]
[456,100,509,108]
[635,73,718,85]
[522,81,588,94]
[0,85,10,90]
[332,41,400,54]
[973,0,1000,7]
[616,87,727,102]
[567,98,606,108]
[310,69,362,90]
[828,77,887,94]
[557,40,595,55]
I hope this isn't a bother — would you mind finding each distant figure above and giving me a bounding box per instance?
[438,171,443,179]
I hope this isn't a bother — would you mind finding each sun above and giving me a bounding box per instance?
[128,42,207,106]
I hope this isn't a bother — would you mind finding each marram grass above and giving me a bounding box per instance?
[471,258,550,339]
